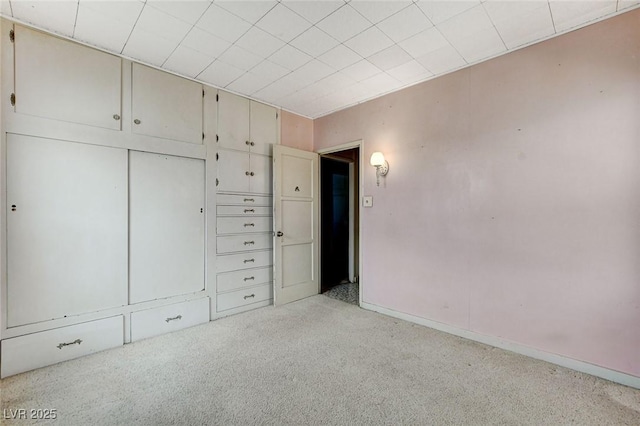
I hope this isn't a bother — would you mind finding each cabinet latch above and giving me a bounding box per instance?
[10,93,15,106]
[9,29,14,43]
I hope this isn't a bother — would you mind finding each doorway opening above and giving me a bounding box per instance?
[320,147,359,305]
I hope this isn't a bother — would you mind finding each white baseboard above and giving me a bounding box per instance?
[360,302,640,389]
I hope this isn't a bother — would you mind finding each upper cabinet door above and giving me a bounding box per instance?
[217,149,250,193]
[218,91,250,152]
[250,101,277,156]
[14,26,122,130]
[131,64,203,144]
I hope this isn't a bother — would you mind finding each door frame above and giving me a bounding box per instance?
[316,140,364,306]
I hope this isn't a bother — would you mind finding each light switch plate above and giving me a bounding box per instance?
[362,196,373,207]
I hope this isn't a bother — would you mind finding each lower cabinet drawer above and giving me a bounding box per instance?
[217,205,272,216]
[216,194,271,206]
[217,267,273,293]
[130,297,209,342]
[217,250,272,273]
[217,216,272,234]
[217,234,272,254]
[1,316,124,378]
[217,284,272,312]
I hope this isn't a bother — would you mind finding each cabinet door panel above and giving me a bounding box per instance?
[129,151,205,303]
[7,134,128,327]
[132,64,203,144]
[14,26,121,130]
[217,149,250,193]
[218,91,250,152]
[250,154,273,194]
[250,101,277,155]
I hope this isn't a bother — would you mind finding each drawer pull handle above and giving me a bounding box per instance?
[244,294,255,300]
[57,339,82,350]
[244,209,255,213]
[244,241,255,245]
[244,198,255,202]
[166,315,182,323]
[244,258,255,263]
[244,223,255,227]
[244,276,255,281]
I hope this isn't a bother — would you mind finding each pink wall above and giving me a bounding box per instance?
[280,110,313,151]
[314,10,640,377]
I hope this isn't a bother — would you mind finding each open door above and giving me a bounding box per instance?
[273,145,319,306]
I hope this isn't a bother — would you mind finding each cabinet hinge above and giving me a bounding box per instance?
[216,134,219,142]
[216,94,219,102]
[276,111,278,119]
[9,29,14,43]
[10,93,15,106]
[202,132,205,140]
[216,178,219,187]
[216,153,219,161]
[202,89,205,98]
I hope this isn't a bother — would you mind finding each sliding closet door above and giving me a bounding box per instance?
[6,134,128,326]
[129,151,205,303]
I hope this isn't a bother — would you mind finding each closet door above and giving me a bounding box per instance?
[249,101,277,156]
[129,151,205,303]
[14,25,122,130]
[6,134,128,327]
[218,91,250,152]
[131,64,203,144]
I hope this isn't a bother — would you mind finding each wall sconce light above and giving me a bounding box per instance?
[370,152,389,187]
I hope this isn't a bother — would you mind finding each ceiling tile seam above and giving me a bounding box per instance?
[72,0,79,39]
[220,0,279,26]
[7,0,12,16]
[120,1,148,55]
[480,2,508,52]
[547,0,558,34]
[160,2,215,70]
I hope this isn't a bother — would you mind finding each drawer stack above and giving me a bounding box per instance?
[215,194,273,315]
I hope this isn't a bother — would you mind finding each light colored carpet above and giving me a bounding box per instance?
[1,295,639,425]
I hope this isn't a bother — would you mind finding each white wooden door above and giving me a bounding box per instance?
[131,63,203,144]
[273,145,319,305]
[249,101,277,156]
[129,151,205,303]
[218,91,250,152]
[14,25,122,130]
[6,134,128,326]
[217,149,250,193]
[250,154,273,195]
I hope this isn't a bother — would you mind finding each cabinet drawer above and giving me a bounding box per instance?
[1,316,123,378]
[217,250,272,273]
[130,298,209,342]
[217,216,272,235]
[217,284,272,312]
[217,267,272,293]
[217,194,271,206]
[217,234,272,254]
[217,205,272,216]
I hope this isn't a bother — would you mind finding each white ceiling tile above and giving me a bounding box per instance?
[437,4,494,41]
[226,71,271,94]
[341,59,383,82]
[250,60,290,81]
[349,1,412,24]
[386,60,432,83]
[256,3,311,42]
[318,45,362,70]
[268,45,313,71]
[377,4,434,43]
[360,72,402,95]
[75,2,143,53]
[449,27,506,63]
[289,59,336,86]
[123,27,178,66]
[317,71,355,93]
[216,0,277,24]
[254,75,307,101]
[618,1,640,11]
[198,60,245,87]
[218,45,263,71]
[416,0,480,25]
[344,26,394,57]
[163,44,212,78]
[234,26,285,58]
[482,0,543,23]
[290,26,340,57]
[316,4,372,42]
[399,27,449,58]
[416,44,466,75]
[367,45,412,71]
[489,3,555,49]
[11,1,77,36]
[134,4,192,43]
[196,4,252,43]
[282,0,344,24]
[1,0,12,16]
[549,1,617,33]
[182,27,230,59]
[146,0,211,24]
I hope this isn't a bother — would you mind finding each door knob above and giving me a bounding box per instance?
[276,231,283,237]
